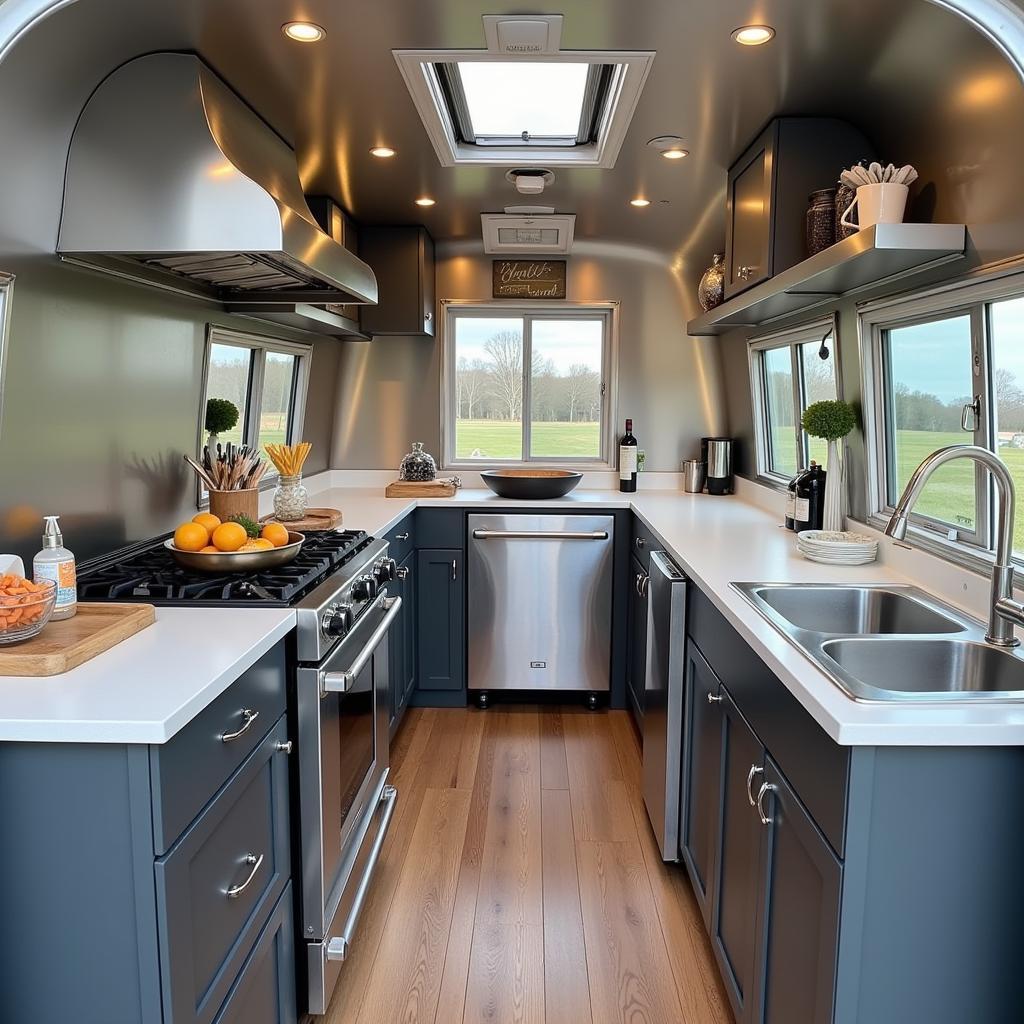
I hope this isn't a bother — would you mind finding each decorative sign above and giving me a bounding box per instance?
[492,260,567,299]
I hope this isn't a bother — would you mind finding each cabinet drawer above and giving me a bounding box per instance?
[213,884,296,1024]
[151,642,286,853]
[630,517,659,571]
[156,717,291,1024]
[688,586,849,856]
[384,515,416,563]
[416,508,464,548]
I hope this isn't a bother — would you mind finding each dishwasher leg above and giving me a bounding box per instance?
[476,690,490,710]
[587,692,599,711]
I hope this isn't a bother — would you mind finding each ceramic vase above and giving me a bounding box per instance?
[698,254,725,311]
[823,439,844,531]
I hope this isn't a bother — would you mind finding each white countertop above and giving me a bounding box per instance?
[308,478,1024,747]
[0,608,294,744]
[4,472,1023,746]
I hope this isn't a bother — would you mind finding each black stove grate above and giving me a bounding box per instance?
[78,529,372,606]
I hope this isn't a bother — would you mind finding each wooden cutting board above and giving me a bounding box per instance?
[385,479,457,497]
[260,507,343,531]
[0,602,155,676]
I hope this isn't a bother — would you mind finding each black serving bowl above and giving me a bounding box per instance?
[480,469,584,500]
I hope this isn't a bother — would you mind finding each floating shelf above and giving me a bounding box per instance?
[687,223,967,336]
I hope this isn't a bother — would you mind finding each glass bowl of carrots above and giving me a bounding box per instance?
[0,575,57,644]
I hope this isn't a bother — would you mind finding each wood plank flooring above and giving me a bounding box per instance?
[323,706,731,1024]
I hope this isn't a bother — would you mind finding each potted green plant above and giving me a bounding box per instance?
[801,399,857,531]
[204,398,238,452]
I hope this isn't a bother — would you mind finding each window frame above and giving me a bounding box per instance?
[748,315,842,488]
[440,299,618,470]
[197,326,312,505]
[859,267,1024,573]
[0,272,12,441]
[393,49,655,169]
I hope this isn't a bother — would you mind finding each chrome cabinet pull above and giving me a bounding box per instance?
[707,692,723,705]
[737,265,756,281]
[395,566,409,580]
[756,781,776,826]
[746,764,764,806]
[635,536,646,548]
[638,574,649,598]
[452,558,457,581]
[321,596,403,695]
[220,708,259,743]
[276,740,293,754]
[473,529,609,541]
[225,852,264,898]
[396,532,410,541]
[326,785,399,963]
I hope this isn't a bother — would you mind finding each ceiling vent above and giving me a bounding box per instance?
[482,15,563,55]
[481,213,576,255]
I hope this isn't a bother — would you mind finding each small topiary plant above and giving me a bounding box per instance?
[205,398,239,436]
[802,399,856,441]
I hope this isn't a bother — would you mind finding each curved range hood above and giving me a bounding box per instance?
[58,52,377,336]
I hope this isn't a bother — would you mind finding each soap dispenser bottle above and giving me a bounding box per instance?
[33,515,77,620]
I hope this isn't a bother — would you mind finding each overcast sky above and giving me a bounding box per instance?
[455,317,602,375]
[889,296,1024,402]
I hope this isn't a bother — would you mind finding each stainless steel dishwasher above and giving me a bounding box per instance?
[642,550,688,861]
[468,513,614,707]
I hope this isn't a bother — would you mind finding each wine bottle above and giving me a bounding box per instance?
[794,462,826,531]
[619,419,638,493]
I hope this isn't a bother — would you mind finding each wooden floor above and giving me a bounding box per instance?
[323,705,732,1024]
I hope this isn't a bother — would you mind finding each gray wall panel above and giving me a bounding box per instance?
[330,239,728,472]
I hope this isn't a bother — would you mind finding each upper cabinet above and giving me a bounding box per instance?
[724,118,873,300]
[359,226,436,337]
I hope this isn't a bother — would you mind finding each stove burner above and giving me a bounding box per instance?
[79,529,372,606]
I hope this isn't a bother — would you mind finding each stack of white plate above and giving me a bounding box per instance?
[796,530,878,565]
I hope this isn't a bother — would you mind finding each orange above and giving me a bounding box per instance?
[211,522,247,552]
[199,545,219,553]
[250,538,274,551]
[261,523,290,548]
[192,512,221,539]
[174,522,208,552]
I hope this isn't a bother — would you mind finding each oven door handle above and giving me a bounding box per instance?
[320,596,402,695]
[325,783,399,963]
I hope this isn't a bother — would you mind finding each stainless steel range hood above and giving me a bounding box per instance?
[58,52,377,336]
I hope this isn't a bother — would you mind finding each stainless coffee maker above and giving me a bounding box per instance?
[702,437,734,495]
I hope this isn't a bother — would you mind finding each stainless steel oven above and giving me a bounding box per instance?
[297,586,402,1014]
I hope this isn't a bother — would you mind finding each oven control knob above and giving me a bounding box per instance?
[321,603,353,638]
[373,558,397,584]
[351,574,377,602]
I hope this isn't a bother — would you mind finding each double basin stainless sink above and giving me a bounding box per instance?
[732,583,1024,702]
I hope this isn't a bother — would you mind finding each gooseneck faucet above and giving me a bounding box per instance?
[885,444,1024,647]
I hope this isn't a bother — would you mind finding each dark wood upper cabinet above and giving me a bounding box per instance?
[724,117,874,299]
[359,225,436,337]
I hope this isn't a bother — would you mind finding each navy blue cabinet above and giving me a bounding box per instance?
[626,553,648,724]
[680,643,722,928]
[0,642,295,1024]
[415,548,465,693]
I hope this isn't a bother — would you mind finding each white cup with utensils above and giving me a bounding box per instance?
[841,182,909,231]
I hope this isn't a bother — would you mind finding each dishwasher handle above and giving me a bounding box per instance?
[472,528,609,541]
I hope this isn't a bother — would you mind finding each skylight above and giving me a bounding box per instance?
[394,48,656,168]
[455,61,591,139]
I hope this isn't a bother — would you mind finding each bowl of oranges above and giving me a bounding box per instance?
[166,513,302,572]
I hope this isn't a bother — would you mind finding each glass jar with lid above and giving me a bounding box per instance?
[399,441,437,482]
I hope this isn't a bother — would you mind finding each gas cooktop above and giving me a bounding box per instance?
[78,529,374,606]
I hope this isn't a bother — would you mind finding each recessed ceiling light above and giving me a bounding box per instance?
[370,146,396,159]
[282,21,325,42]
[630,198,651,208]
[732,24,775,45]
[647,135,689,160]
[415,197,436,207]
